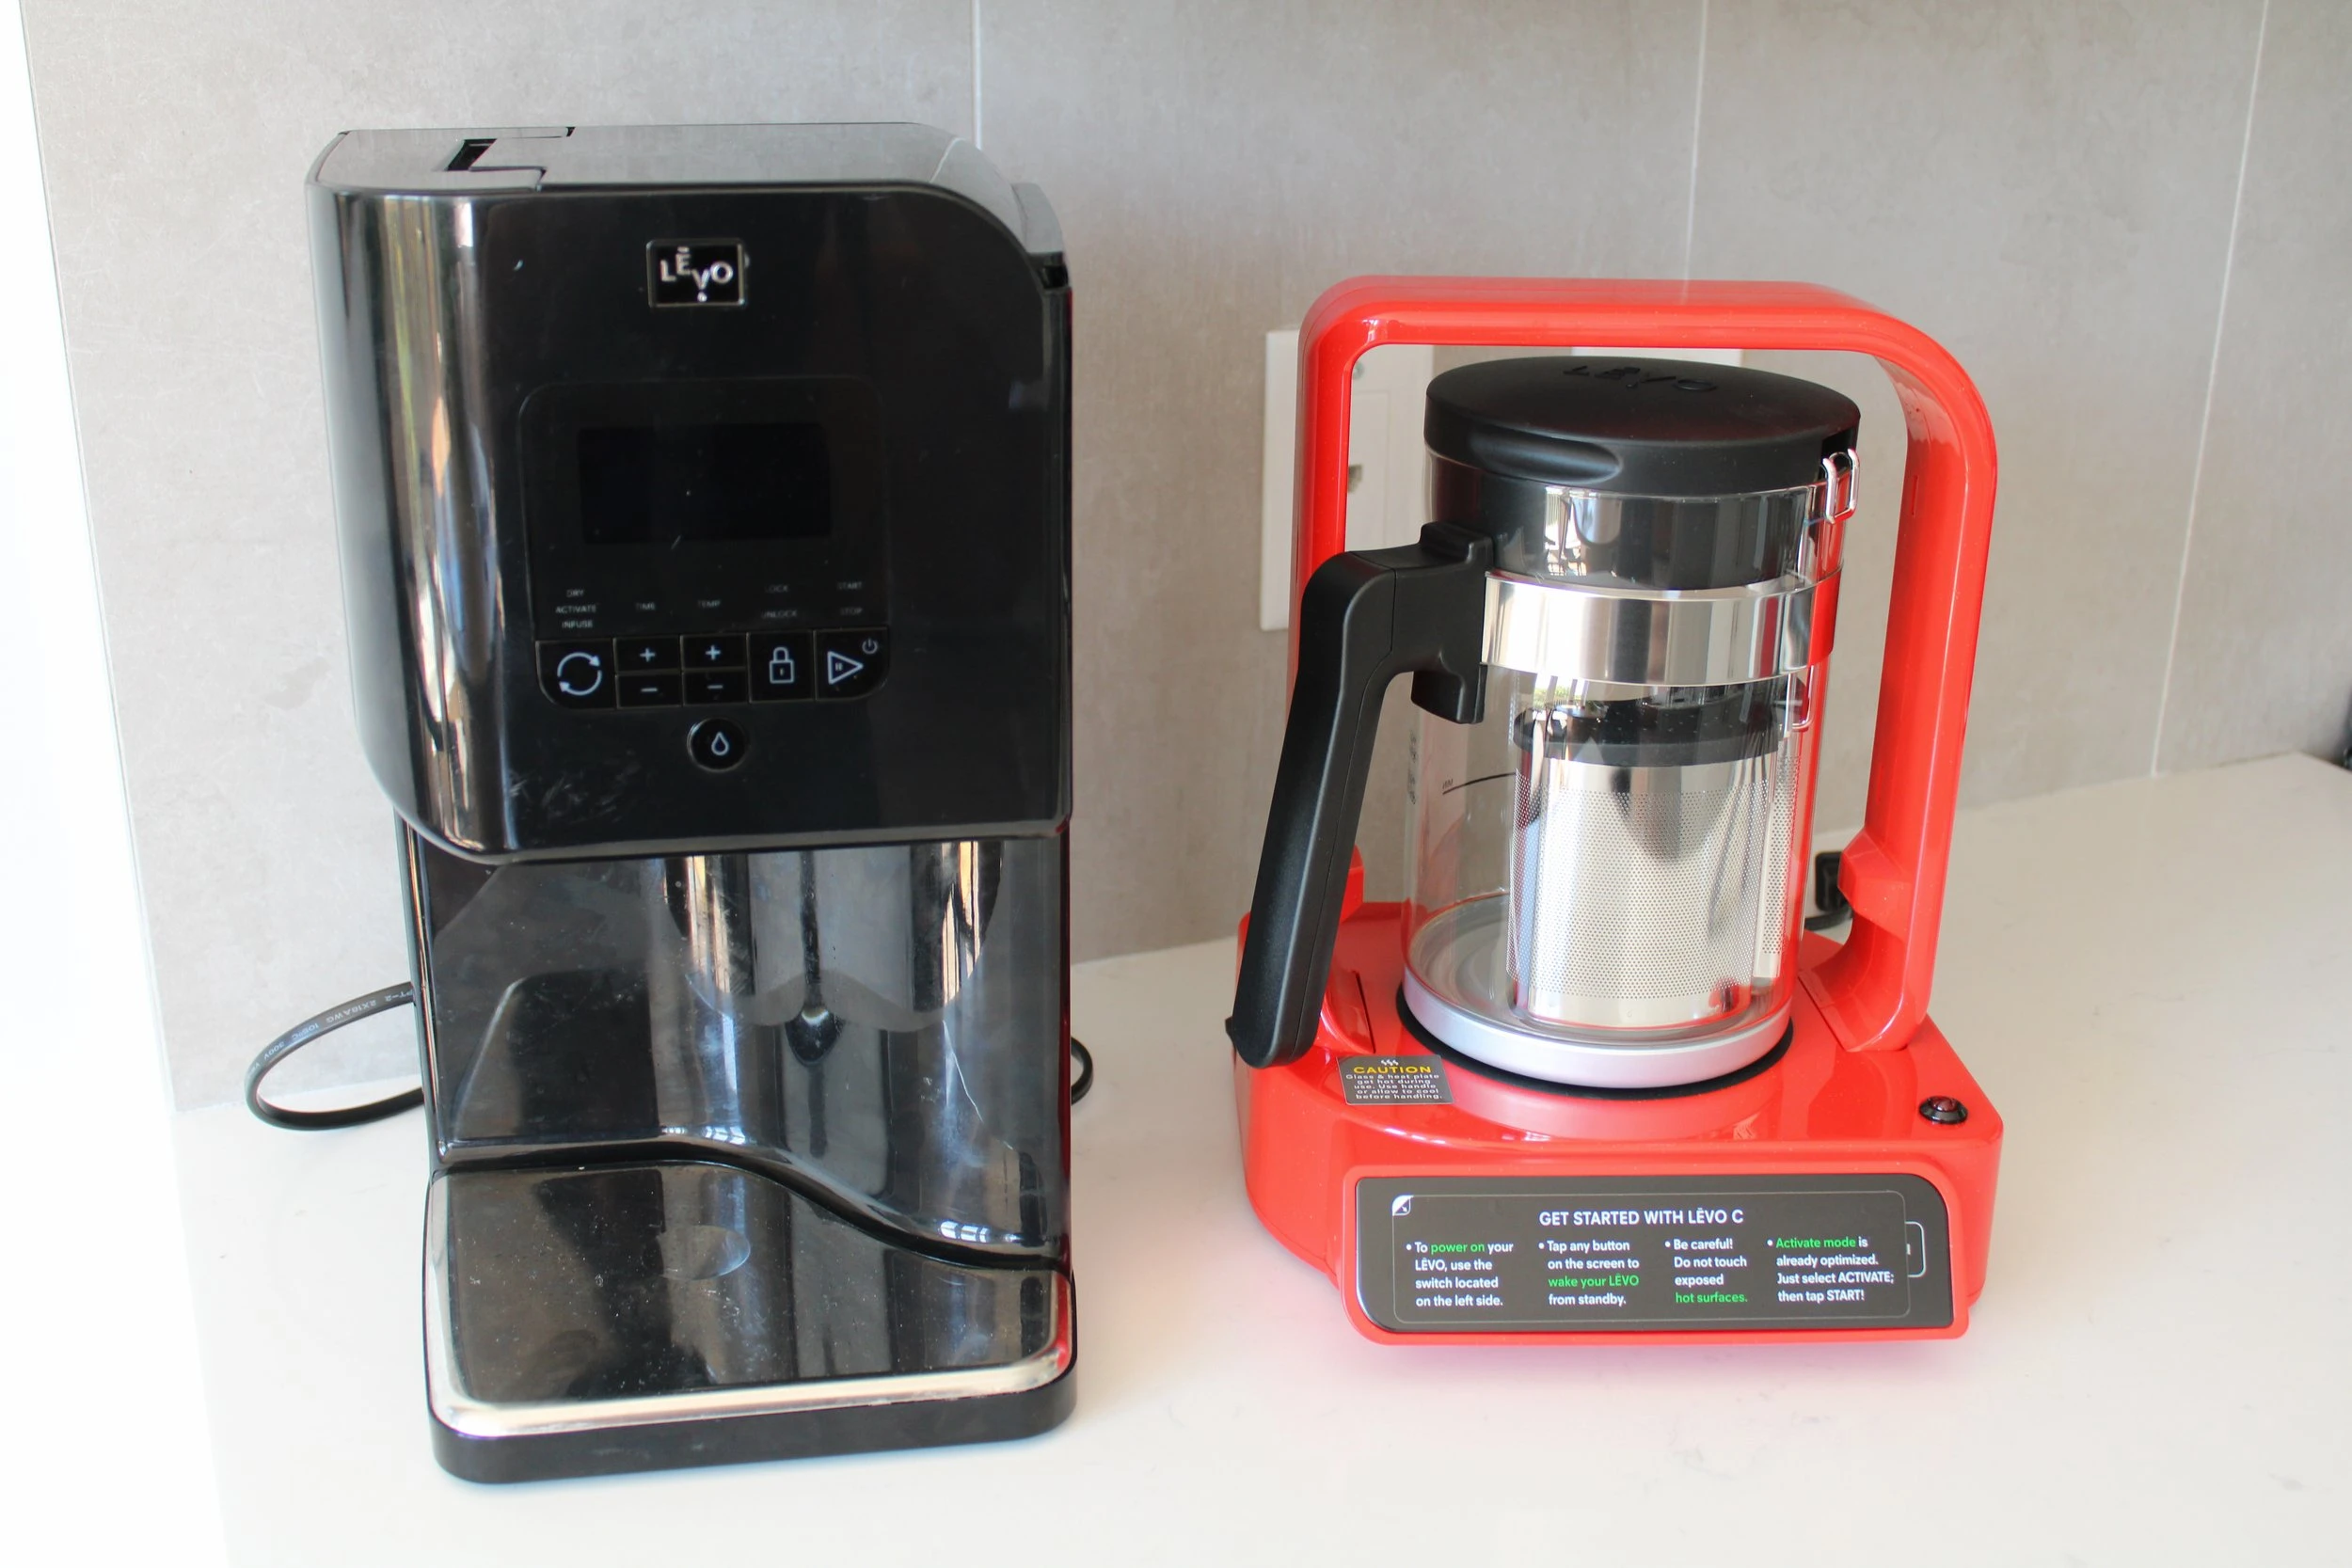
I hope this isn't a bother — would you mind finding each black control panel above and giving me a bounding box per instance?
[1355,1174,1951,1333]
[318,173,1072,856]
[520,377,891,641]
[536,628,889,710]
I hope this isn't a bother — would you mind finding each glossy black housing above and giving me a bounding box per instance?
[310,130,1072,860]
[311,127,1078,1481]
[405,829,1072,1261]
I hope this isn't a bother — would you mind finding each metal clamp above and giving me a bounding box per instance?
[1482,569,1838,687]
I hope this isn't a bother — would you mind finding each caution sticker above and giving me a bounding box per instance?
[1339,1055,1453,1105]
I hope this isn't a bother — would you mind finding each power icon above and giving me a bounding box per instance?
[688,718,749,771]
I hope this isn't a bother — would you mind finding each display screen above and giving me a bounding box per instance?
[578,421,832,546]
[522,378,888,639]
[1355,1174,1951,1333]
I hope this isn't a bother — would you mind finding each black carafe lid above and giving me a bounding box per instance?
[1425,356,1859,589]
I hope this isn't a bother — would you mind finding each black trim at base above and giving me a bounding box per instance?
[431,1357,1076,1484]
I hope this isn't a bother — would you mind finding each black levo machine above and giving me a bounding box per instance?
[307,123,1075,1481]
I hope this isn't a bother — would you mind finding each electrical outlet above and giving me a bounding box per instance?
[1258,330,1298,632]
[1259,331,1434,631]
[1257,336,1742,631]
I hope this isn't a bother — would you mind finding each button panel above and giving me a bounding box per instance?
[817,627,890,700]
[685,669,749,705]
[617,672,681,708]
[685,634,747,672]
[750,632,815,701]
[688,718,749,770]
[537,629,888,710]
[617,636,680,672]
[538,641,615,708]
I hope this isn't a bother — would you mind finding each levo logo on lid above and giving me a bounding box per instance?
[649,241,745,307]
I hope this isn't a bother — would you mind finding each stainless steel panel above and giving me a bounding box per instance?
[1482,570,1838,688]
[1402,657,1818,1085]
[1505,747,1799,1033]
[424,1164,1072,1440]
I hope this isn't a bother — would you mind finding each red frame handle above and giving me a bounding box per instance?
[1292,277,1998,1053]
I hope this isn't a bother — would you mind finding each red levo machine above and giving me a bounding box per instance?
[1228,277,2002,1345]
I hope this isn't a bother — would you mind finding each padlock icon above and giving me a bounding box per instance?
[768,644,797,686]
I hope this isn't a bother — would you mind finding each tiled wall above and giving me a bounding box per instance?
[24,1,2344,1107]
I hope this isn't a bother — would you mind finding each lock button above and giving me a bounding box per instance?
[749,632,816,702]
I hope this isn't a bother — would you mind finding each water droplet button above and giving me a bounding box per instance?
[688,717,749,771]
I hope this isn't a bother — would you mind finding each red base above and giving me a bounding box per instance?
[1235,901,2003,1345]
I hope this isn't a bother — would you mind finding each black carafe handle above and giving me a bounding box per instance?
[1226,523,1494,1069]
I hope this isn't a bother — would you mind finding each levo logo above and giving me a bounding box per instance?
[649,241,745,307]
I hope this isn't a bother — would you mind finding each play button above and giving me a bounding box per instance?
[825,648,865,686]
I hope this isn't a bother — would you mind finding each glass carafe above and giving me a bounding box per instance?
[1401,464,1851,1086]
[1228,354,1858,1088]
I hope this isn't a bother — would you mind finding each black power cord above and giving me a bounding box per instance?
[244,983,422,1131]
[1804,848,1852,933]
[249,985,1100,1128]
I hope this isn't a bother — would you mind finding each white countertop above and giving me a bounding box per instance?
[172,754,2352,1565]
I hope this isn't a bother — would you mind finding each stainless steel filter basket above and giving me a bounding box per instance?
[1394,358,1857,1088]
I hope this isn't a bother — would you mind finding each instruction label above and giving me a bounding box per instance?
[1356,1174,1951,1332]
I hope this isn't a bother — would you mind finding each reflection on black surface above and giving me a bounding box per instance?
[527,1166,719,1399]
[785,850,845,1067]
[446,1164,1056,1405]
[410,832,1067,1258]
[492,970,659,1132]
